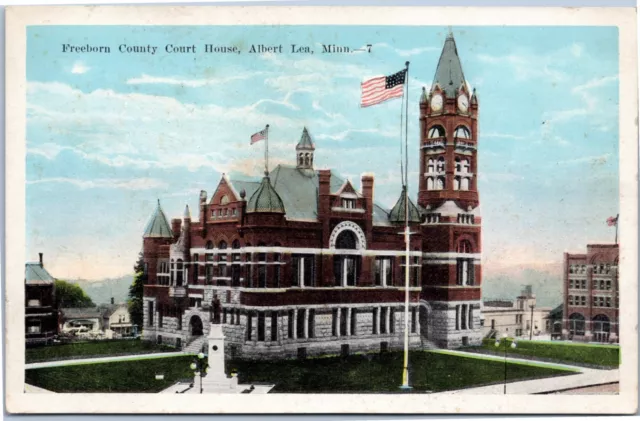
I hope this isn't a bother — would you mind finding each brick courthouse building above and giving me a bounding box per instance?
[141,34,484,357]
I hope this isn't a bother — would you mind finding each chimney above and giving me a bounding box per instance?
[317,169,332,218]
[361,173,374,203]
[171,218,182,240]
[111,297,115,305]
[39,253,43,267]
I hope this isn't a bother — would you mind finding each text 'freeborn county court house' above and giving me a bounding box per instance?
[141,33,483,358]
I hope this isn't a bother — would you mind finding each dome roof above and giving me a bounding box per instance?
[388,187,421,224]
[246,176,286,214]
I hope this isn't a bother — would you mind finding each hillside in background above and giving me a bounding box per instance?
[71,275,133,306]
[482,266,563,308]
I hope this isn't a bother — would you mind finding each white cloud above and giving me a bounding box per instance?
[71,61,90,74]
[27,177,168,190]
[556,153,612,166]
[315,128,396,142]
[483,132,526,141]
[126,73,259,87]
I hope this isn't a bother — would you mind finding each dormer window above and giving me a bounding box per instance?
[342,198,356,209]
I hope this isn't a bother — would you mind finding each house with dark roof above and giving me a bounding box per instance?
[25,253,58,345]
[141,33,485,357]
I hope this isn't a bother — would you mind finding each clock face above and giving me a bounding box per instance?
[457,94,469,112]
[430,94,443,112]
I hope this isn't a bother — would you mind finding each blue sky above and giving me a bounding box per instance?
[26,25,619,283]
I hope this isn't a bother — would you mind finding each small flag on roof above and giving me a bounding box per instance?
[360,69,407,108]
[251,127,268,145]
[607,215,618,226]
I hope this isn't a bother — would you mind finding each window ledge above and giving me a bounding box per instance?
[331,207,365,213]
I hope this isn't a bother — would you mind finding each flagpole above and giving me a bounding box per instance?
[615,213,619,244]
[265,124,269,175]
[400,61,412,391]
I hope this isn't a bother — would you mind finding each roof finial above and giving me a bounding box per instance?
[447,26,453,38]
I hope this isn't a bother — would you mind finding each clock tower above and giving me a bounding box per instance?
[418,32,483,348]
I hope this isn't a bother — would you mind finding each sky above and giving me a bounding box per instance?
[26,25,619,292]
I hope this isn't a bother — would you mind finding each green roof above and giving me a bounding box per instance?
[143,200,173,238]
[229,164,392,224]
[296,127,315,150]
[388,187,422,224]
[433,33,467,98]
[25,263,55,285]
[246,176,286,214]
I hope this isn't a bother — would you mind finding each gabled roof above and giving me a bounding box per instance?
[25,263,55,285]
[433,33,467,98]
[388,186,422,224]
[296,127,315,150]
[143,200,172,238]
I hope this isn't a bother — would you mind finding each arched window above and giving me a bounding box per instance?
[427,177,434,191]
[427,125,445,138]
[436,177,445,190]
[427,159,435,173]
[304,153,310,166]
[568,313,585,336]
[454,126,471,139]
[220,195,229,205]
[176,259,184,286]
[592,314,610,342]
[455,157,462,172]
[453,176,461,191]
[205,241,214,250]
[461,178,470,191]
[436,157,445,172]
[299,154,304,166]
[462,159,470,173]
[458,240,473,253]
[333,230,360,287]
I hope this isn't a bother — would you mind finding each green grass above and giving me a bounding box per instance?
[479,338,620,368]
[26,340,175,363]
[25,351,577,393]
[25,355,194,393]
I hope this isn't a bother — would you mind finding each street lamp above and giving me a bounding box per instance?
[494,333,517,394]
[190,352,208,394]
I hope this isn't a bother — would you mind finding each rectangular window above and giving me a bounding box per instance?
[411,308,417,333]
[455,305,460,330]
[297,309,306,339]
[375,257,393,286]
[258,312,265,342]
[380,307,387,334]
[350,308,357,336]
[223,309,227,324]
[231,265,240,286]
[390,308,395,333]
[606,280,612,290]
[342,198,356,209]
[568,295,573,305]
[246,313,253,341]
[148,301,154,326]
[456,259,473,285]
[288,310,294,339]
[412,256,420,287]
[582,279,587,289]
[581,296,586,306]
[461,304,467,330]
[340,308,348,336]
[372,308,378,334]
[273,254,281,288]
[271,312,278,341]
[158,304,164,328]
[308,309,316,339]
[606,297,612,307]
[468,306,473,329]
[258,265,266,288]
[27,323,41,334]
[569,279,574,289]
[332,309,338,336]
[293,254,315,287]
[205,265,214,284]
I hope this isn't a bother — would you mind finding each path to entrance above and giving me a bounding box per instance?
[25,351,186,370]
[430,349,619,395]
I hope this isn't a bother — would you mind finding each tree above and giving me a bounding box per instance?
[128,252,146,330]
[55,280,95,308]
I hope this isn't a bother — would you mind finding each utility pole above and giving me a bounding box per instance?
[529,304,535,340]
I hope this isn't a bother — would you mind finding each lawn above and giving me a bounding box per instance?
[25,351,577,393]
[26,340,175,363]
[477,338,620,368]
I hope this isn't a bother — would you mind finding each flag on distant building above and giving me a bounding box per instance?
[250,127,268,144]
[607,215,618,226]
[360,69,407,108]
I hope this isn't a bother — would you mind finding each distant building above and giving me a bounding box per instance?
[546,304,563,340]
[60,307,104,334]
[25,253,58,345]
[103,303,134,337]
[481,286,553,339]
[563,244,619,343]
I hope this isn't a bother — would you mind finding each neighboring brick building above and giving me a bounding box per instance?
[141,33,484,358]
[562,244,619,343]
[25,253,58,345]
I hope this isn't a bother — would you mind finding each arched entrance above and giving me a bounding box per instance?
[592,314,610,343]
[568,313,585,338]
[189,315,203,336]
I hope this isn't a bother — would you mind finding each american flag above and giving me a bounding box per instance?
[250,127,268,144]
[361,69,407,107]
[607,215,618,226]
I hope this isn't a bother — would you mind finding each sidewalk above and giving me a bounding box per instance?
[430,349,619,395]
[25,351,186,370]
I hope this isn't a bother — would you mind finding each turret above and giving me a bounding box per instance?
[296,127,315,170]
